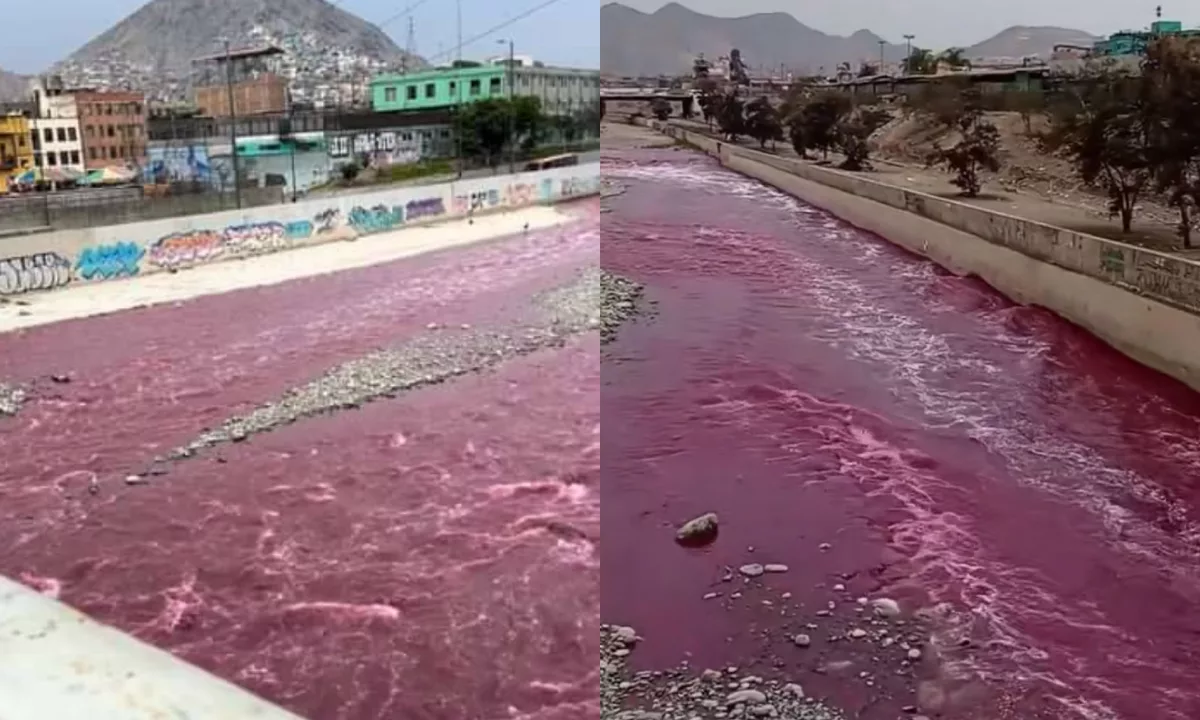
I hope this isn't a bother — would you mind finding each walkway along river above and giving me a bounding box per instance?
[601,147,1200,720]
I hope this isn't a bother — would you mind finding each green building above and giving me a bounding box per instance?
[370,61,600,117]
[1092,19,1200,57]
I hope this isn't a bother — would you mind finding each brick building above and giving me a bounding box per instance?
[192,45,289,117]
[75,90,148,170]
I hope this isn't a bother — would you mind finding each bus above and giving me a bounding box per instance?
[524,153,579,171]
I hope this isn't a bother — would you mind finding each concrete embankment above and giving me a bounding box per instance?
[646,120,1200,393]
[0,163,599,298]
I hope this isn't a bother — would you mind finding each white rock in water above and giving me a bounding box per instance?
[739,563,765,578]
[783,682,805,698]
[872,597,902,618]
[676,513,719,544]
[849,628,868,639]
[612,625,639,645]
[792,633,812,647]
[908,648,923,661]
[763,563,789,573]
[726,689,767,705]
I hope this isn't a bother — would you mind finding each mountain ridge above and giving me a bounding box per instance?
[600,2,1098,76]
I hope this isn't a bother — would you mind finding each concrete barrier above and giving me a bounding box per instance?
[0,576,303,719]
[0,164,599,297]
[649,120,1200,392]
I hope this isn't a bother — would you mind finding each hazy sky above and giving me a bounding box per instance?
[0,0,598,74]
[617,0,1200,49]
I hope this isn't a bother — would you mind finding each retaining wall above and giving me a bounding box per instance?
[0,163,599,297]
[650,120,1200,392]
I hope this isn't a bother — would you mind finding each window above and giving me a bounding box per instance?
[108,147,117,159]
[118,146,125,158]
[105,104,112,115]
[406,85,417,100]
[56,127,66,142]
[43,128,52,142]
[469,79,481,96]
[384,86,396,102]
[86,125,94,137]
[46,152,57,166]
[88,147,97,160]
[107,126,115,137]
[449,81,457,94]
[30,132,38,149]
[424,83,435,98]
[33,152,41,166]
[17,135,25,147]
[70,150,80,165]
[68,127,77,141]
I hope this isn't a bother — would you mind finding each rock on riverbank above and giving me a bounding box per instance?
[601,271,647,344]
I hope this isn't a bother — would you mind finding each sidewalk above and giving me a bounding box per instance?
[672,119,1197,257]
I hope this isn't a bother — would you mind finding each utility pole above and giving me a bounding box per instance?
[498,39,515,174]
[455,0,464,178]
[877,39,886,74]
[223,39,242,209]
[903,34,915,74]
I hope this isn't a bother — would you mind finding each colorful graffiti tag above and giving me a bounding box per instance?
[314,208,341,234]
[348,205,404,234]
[0,252,72,295]
[75,242,144,280]
[285,220,314,239]
[405,197,445,222]
[147,230,226,270]
[452,188,501,216]
[223,222,289,255]
[504,182,536,208]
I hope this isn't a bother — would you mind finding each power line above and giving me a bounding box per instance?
[376,0,434,32]
[422,0,565,65]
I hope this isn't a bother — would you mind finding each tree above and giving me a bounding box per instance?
[788,91,852,159]
[835,115,874,171]
[511,96,546,153]
[715,92,745,141]
[926,91,1002,197]
[744,96,783,149]
[857,62,879,78]
[454,98,511,167]
[650,96,672,121]
[904,48,936,75]
[1040,64,1152,232]
[939,47,971,70]
[1142,36,1200,248]
[1009,90,1044,135]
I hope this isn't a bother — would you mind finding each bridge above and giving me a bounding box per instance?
[601,89,696,118]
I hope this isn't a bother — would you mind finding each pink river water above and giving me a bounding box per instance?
[601,150,1200,720]
[0,207,599,720]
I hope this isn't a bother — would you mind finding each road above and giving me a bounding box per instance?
[602,138,1200,720]
[0,202,600,720]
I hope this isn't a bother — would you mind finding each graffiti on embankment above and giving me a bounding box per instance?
[0,169,597,295]
[0,253,72,296]
[75,242,144,280]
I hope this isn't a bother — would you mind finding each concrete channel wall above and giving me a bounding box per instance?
[650,120,1200,392]
[0,576,305,720]
[0,163,600,297]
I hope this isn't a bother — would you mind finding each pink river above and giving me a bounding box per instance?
[601,149,1200,720]
[0,205,599,720]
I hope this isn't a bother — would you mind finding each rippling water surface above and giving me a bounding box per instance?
[601,150,1200,720]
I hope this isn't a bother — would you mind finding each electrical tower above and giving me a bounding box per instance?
[402,17,417,73]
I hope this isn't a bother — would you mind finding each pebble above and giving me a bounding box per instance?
[676,512,719,545]
[792,633,812,647]
[848,628,867,639]
[738,564,765,578]
[832,583,845,591]
[818,543,832,551]
[763,564,789,573]
[907,648,923,661]
[871,597,902,618]
[726,689,767,705]
[0,382,25,417]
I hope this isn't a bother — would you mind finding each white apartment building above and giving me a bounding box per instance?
[28,77,85,173]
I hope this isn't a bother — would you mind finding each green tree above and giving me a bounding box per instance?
[650,96,672,121]
[904,47,936,74]
[511,96,546,153]
[1142,36,1200,247]
[454,98,510,167]
[1040,65,1152,232]
[716,92,745,141]
[857,62,879,78]
[939,47,971,70]
[926,90,1002,197]
[835,115,874,171]
[744,96,783,149]
[789,91,852,159]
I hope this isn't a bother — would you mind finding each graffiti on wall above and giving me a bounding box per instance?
[452,188,501,216]
[0,253,72,295]
[329,131,422,166]
[75,242,144,280]
[405,197,445,222]
[504,182,536,207]
[285,220,314,239]
[561,176,600,198]
[348,205,404,234]
[147,230,225,270]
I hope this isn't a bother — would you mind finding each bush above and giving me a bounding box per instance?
[340,162,361,182]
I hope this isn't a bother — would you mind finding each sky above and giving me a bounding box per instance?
[0,0,598,74]
[615,0,1200,50]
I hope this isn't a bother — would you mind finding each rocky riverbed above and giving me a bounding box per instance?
[161,268,602,464]
[0,382,23,417]
[601,270,648,344]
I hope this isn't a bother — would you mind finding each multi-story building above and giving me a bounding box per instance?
[192,46,289,117]
[0,114,35,193]
[75,90,148,170]
[29,76,85,174]
[369,59,600,117]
